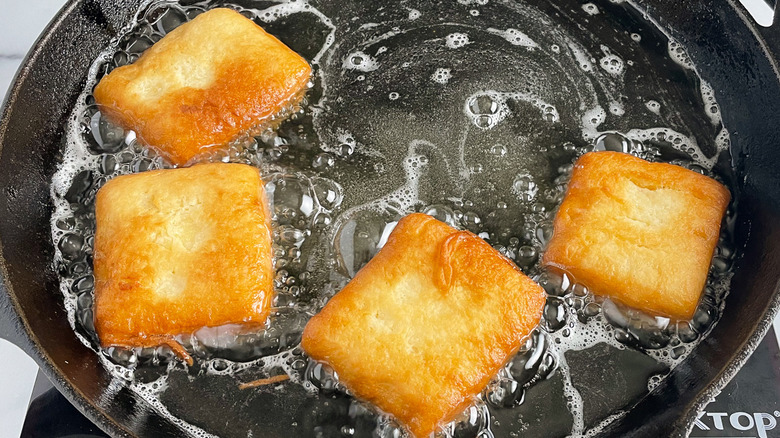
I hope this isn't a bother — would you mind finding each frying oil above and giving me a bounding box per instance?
[49,0,738,437]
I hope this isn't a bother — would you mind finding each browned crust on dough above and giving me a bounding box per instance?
[94,163,274,349]
[94,8,311,165]
[302,213,546,437]
[543,151,730,320]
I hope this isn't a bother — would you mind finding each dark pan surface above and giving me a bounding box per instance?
[1,0,779,437]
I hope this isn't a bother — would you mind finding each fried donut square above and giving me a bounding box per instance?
[543,151,730,320]
[93,8,311,165]
[93,163,274,348]
[302,213,546,437]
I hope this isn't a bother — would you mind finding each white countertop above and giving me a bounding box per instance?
[0,1,778,437]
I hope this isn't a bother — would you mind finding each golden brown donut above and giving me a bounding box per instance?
[94,8,311,165]
[302,213,546,437]
[543,151,730,320]
[93,163,274,349]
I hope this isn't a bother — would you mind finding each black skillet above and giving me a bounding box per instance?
[1,0,780,436]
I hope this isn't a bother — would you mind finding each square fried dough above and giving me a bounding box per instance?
[94,8,311,165]
[302,213,545,437]
[543,151,730,320]
[94,163,274,348]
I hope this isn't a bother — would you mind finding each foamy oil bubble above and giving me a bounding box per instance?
[646,374,664,392]
[599,46,625,76]
[431,68,453,84]
[554,349,586,436]
[52,66,132,350]
[609,101,625,116]
[567,42,595,72]
[645,99,661,114]
[667,39,694,70]
[343,50,380,72]
[533,303,696,436]
[445,32,471,49]
[580,106,607,140]
[623,127,717,168]
[478,331,558,421]
[582,3,601,15]
[464,91,510,129]
[318,127,380,160]
[440,401,493,438]
[715,127,731,153]
[540,265,735,365]
[464,90,560,129]
[129,374,219,438]
[583,411,629,438]
[93,352,219,438]
[486,28,539,49]
[700,80,722,126]
[536,239,737,417]
[512,174,539,202]
[625,0,726,167]
[357,22,380,31]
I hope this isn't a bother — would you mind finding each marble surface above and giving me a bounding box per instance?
[0,1,68,98]
[0,1,778,437]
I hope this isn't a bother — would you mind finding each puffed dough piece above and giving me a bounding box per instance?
[94,8,311,165]
[302,213,546,438]
[94,163,274,348]
[543,151,730,320]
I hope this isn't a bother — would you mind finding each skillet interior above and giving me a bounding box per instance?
[0,0,779,437]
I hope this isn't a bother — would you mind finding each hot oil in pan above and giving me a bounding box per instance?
[49,0,738,436]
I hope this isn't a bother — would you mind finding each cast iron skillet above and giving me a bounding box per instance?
[1,0,779,436]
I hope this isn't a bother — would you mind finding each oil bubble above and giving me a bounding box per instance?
[599,49,625,75]
[465,92,509,129]
[343,51,379,72]
[445,33,471,49]
[582,3,600,15]
[487,28,538,49]
[431,67,452,84]
[334,210,399,278]
[490,144,507,156]
[87,111,126,154]
[512,174,538,202]
[423,204,457,227]
[645,100,661,115]
[311,177,344,211]
[313,152,335,169]
[594,133,631,153]
[58,233,85,261]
